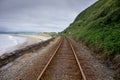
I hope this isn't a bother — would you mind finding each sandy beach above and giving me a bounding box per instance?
[0,34,52,67]
[13,34,52,50]
[0,34,52,56]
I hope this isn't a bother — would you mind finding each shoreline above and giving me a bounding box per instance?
[13,34,51,51]
[0,34,53,67]
[0,34,27,56]
[0,34,51,56]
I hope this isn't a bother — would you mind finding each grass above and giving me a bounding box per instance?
[63,0,120,56]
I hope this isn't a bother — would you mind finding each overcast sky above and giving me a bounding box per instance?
[0,0,97,32]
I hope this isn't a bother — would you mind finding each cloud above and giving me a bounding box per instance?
[0,0,97,32]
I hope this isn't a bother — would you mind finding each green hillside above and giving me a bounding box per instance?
[63,0,120,56]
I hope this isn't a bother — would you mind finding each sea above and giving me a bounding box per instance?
[0,34,26,56]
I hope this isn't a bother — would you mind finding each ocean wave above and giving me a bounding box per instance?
[0,35,26,56]
[8,35,18,45]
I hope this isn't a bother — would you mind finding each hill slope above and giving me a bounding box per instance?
[63,0,120,56]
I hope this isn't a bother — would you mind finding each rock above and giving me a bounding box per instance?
[113,55,120,63]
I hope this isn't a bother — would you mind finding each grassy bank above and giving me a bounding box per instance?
[63,0,120,56]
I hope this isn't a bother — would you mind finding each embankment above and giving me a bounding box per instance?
[62,0,120,79]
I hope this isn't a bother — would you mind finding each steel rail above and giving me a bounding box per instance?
[37,37,63,80]
[67,37,87,80]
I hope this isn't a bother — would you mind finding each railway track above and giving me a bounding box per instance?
[37,37,87,80]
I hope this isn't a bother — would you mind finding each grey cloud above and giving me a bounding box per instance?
[0,0,97,32]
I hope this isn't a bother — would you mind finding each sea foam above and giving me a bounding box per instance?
[0,34,26,56]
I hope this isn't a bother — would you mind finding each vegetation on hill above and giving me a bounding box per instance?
[63,0,120,56]
[37,32,57,37]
